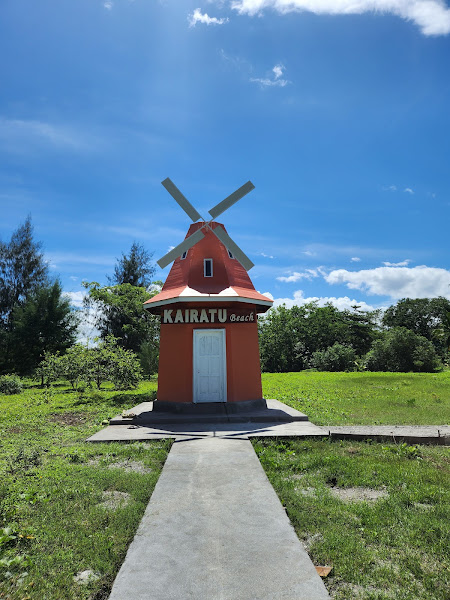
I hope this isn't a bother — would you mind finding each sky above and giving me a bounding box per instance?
[1,0,450,318]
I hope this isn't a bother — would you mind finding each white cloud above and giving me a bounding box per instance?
[250,63,291,87]
[351,257,361,262]
[267,289,377,311]
[259,252,275,259]
[404,187,414,194]
[103,1,113,9]
[302,250,316,256]
[229,1,450,35]
[277,269,319,282]
[325,265,450,299]
[189,8,229,26]
[63,291,86,309]
[382,259,411,266]
[382,185,397,191]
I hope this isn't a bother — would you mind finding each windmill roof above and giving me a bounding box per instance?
[144,222,273,313]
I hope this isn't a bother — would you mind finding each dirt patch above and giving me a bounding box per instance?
[329,487,388,502]
[302,532,323,552]
[73,569,100,585]
[108,460,152,475]
[99,491,131,510]
[8,427,23,434]
[296,486,315,497]
[50,412,88,426]
[414,502,433,510]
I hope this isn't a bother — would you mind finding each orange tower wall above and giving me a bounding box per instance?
[157,311,263,404]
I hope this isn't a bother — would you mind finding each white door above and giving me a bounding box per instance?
[193,329,226,403]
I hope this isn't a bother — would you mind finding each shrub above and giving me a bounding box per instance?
[310,343,357,372]
[365,327,442,373]
[36,336,143,390]
[0,374,23,395]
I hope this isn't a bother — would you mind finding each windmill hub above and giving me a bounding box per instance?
[144,178,273,410]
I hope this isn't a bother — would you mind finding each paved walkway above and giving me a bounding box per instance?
[108,437,329,600]
[87,400,448,599]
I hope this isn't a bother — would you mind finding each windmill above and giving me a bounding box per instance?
[145,176,272,408]
[157,178,255,271]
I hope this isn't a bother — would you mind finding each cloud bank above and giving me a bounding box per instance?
[263,289,378,312]
[229,1,450,36]
[325,265,450,299]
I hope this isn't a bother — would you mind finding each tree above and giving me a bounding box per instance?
[108,242,155,289]
[258,302,379,372]
[0,217,49,324]
[311,343,357,372]
[382,297,450,358]
[7,281,78,375]
[37,336,143,390]
[258,304,309,372]
[83,282,160,375]
[364,327,442,373]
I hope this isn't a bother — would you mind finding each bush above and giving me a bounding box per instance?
[36,337,143,390]
[0,374,23,395]
[365,327,442,373]
[310,343,357,372]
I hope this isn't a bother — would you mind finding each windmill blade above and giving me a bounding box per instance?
[208,181,255,220]
[212,226,254,271]
[161,178,203,222]
[157,228,205,269]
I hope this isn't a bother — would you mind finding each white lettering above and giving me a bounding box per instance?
[218,309,227,323]
[163,307,255,323]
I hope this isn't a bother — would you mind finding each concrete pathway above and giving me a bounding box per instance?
[327,425,449,445]
[108,437,330,600]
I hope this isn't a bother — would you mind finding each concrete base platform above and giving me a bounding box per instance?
[109,398,309,425]
[88,399,327,442]
[88,420,328,442]
[108,437,329,600]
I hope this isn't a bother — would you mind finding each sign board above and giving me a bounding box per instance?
[162,307,256,325]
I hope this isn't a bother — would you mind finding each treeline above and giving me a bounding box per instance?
[1,217,449,380]
[0,218,160,384]
[258,299,450,373]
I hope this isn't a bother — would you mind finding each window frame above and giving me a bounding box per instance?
[204,258,213,278]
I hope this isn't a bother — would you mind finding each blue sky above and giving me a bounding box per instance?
[1,0,450,315]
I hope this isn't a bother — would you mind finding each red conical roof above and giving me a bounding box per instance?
[144,222,272,313]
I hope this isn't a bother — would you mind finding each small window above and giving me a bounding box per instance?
[181,251,187,260]
[204,258,213,277]
[227,250,234,259]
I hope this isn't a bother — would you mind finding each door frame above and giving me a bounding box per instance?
[193,328,227,403]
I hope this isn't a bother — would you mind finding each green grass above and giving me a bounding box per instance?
[253,437,450,600]
[0,379,171,600]
[262,371,450,425]
[2,372,449,599]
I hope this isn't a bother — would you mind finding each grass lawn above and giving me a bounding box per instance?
[262,371,450,425]
[1,372,449,599]
[0,379,171,600]
[253,437,450,600]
